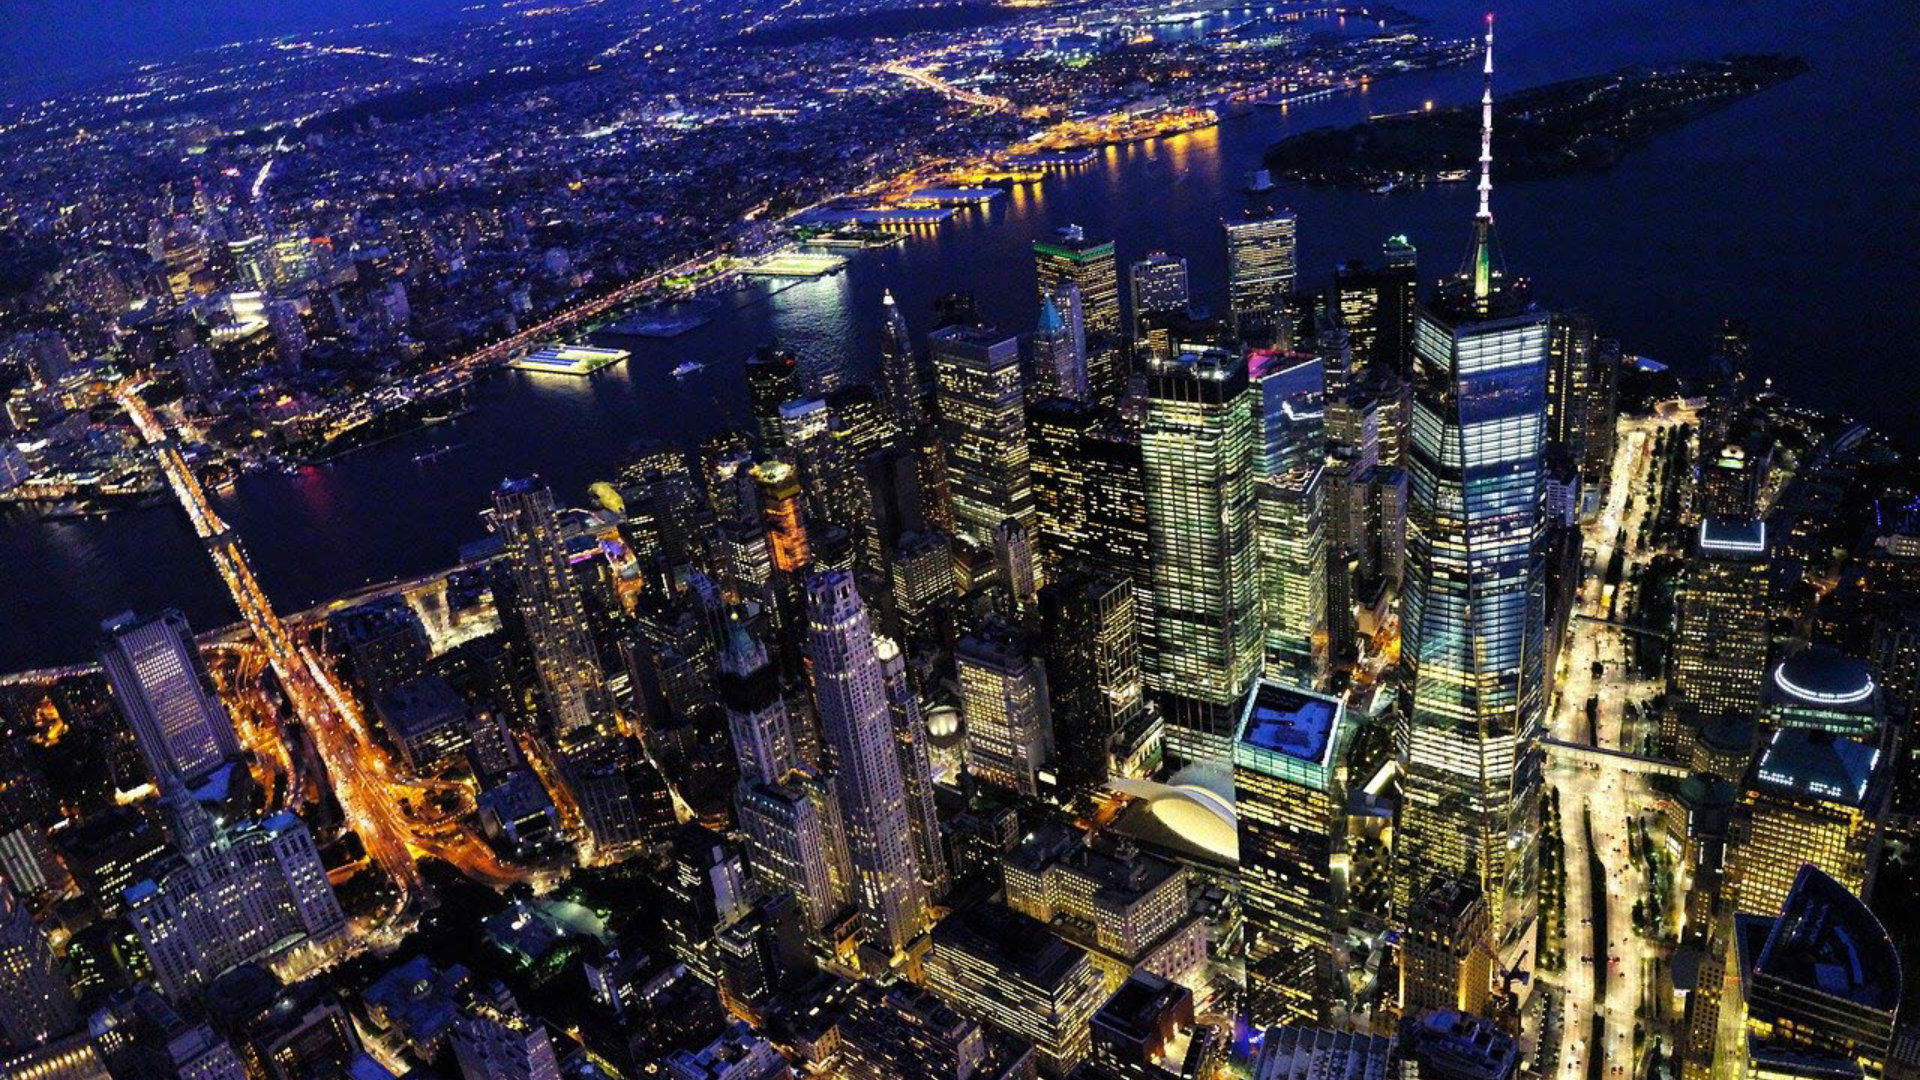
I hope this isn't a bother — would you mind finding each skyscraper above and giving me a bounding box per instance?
[1033,227,1123,406]
[1142,348,1262,767]
[736,769,852,935]
[745,347,801,451]
[932,325,1034,546]
[1250,352,1328,685]
[1032,283,1089,403]
[879,289,928,432]
[1039,573,1145,804]
[957,624,1052,797]
[1129,252,1190,332]
[0,884,78,1050]
[492,477,612,743]
[1731,727,1889,918]
[878,637,950,899]
[99,611,242,784]
[1545,311,1596,465]
[1224,211,1298,347]
[1335,239,1418,375]
[1672,520,1771,723]
[924,904,1106,1078]
[719,616,795,788]
[1396,16,1550,948]
[805,571,929,956]
[1234,680,1354,1025]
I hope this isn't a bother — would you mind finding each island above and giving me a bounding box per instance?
[1263,54,1808,189]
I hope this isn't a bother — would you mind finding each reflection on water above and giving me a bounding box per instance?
[2,0,1914,671]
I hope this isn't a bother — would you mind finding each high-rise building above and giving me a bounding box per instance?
[1250,352,1328,685]
[1672,519,1771,722]
[492,477,611,743]
[992,517,1043,617]
[1334,239,1418,375]
[924,904,1106,1078]
[1039,574,1145,804]
[1224,211,1298,347]
[664,824,752,981]
[878,638,949,899]
[1032,283,1089,403]
[879,289,929,433]
[957,625,1052,797]
[805,571,929,956]
[1736,866,1901,1080]
[719,617,795,787]
[449,982,561,1080]
[933,326,1034,546]
[1002,825,1207,996]
[1544,311,1597,469]
[1579,338,1621,488]
[99,611,241,785]
[746,347,801,451]
[1033,227,1123,406]
[0,885,77,1051]
[837,984,1034,1080]
[1731,728,1889,918]
[1142,349,1262,767]
[1234,680,1354,1025]
[1401,876,1493,1019]
[736,769,852,935]
[126,801,346,1000]
[1128,253,1190,333]
[1396,17,1550,950]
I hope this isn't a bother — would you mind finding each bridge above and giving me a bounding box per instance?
[119,385,427,904]
[1572,614,1668,641]
[1542,737,1688,778]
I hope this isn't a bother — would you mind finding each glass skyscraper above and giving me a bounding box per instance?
[1395,284,1551,948]
[1142,348,1262,768]
[1250,351,1328,686]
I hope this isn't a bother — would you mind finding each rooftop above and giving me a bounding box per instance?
[1237,680,1344,768]
[1699,517,1768,557]
[1772,645,1877,710]
[931,904,1090,990]
[1752,728,1881,808]
[1753,865,1902,1013]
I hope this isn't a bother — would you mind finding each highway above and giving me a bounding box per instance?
[1546,405,1695,1080]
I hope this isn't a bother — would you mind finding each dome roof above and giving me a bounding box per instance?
[1773,645,1875,708]
[927,705,962,745]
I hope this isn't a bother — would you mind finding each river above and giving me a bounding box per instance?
[2,0,1914,672]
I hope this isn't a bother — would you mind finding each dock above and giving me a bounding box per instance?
[509,344,630,376]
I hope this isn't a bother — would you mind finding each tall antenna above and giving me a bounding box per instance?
[1471,12,1496,310]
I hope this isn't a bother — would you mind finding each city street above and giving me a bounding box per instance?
[1546,405,1695,1080]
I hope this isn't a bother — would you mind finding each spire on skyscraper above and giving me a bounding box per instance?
[1470,13,1497,311]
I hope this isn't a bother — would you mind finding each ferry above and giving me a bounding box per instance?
[671,360,705,378]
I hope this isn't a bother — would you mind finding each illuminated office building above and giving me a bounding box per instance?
[1033,227,1123,405]
[957,625,1052,797]
[1039,573,1145,803]
[924,904,1105,1078]
[0,885,77,1050]
[1234,680,1354,1025]
[1673,519,1772,722]
[745,347,801,451]
[1736,866,1900,1080]
[736,769,852,936]
[878,637,950,899]
[750,462,810,573]
[719,617,795,787]
[1033,283,1089,403]
[1129,252,1190,330]
[492,477,612,742]
[1225,211,1298,346]
[1732,728,1889,918]
[1544,311,1597,466]
[1765,645,1881,738]
[1142,348,1262,768]
[1002,824,1207,996]
[838,984,1034,1080]
[1250,352,1328,685]
[1335,239,1418,375]
[1401,876,1493,1020]
[99,610,242,785]
[879,289,929,432]
[805,571,929,956]
[1396,18,1550,949]
[932,325,1034,546]
[449,982,561,1080]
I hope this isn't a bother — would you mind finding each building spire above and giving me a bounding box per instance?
[1471,12,1496,310]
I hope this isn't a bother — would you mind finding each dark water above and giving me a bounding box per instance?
[2,0,1915,672]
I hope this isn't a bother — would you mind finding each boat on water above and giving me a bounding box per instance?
[671,360,705,378]
[414,442,468,464]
